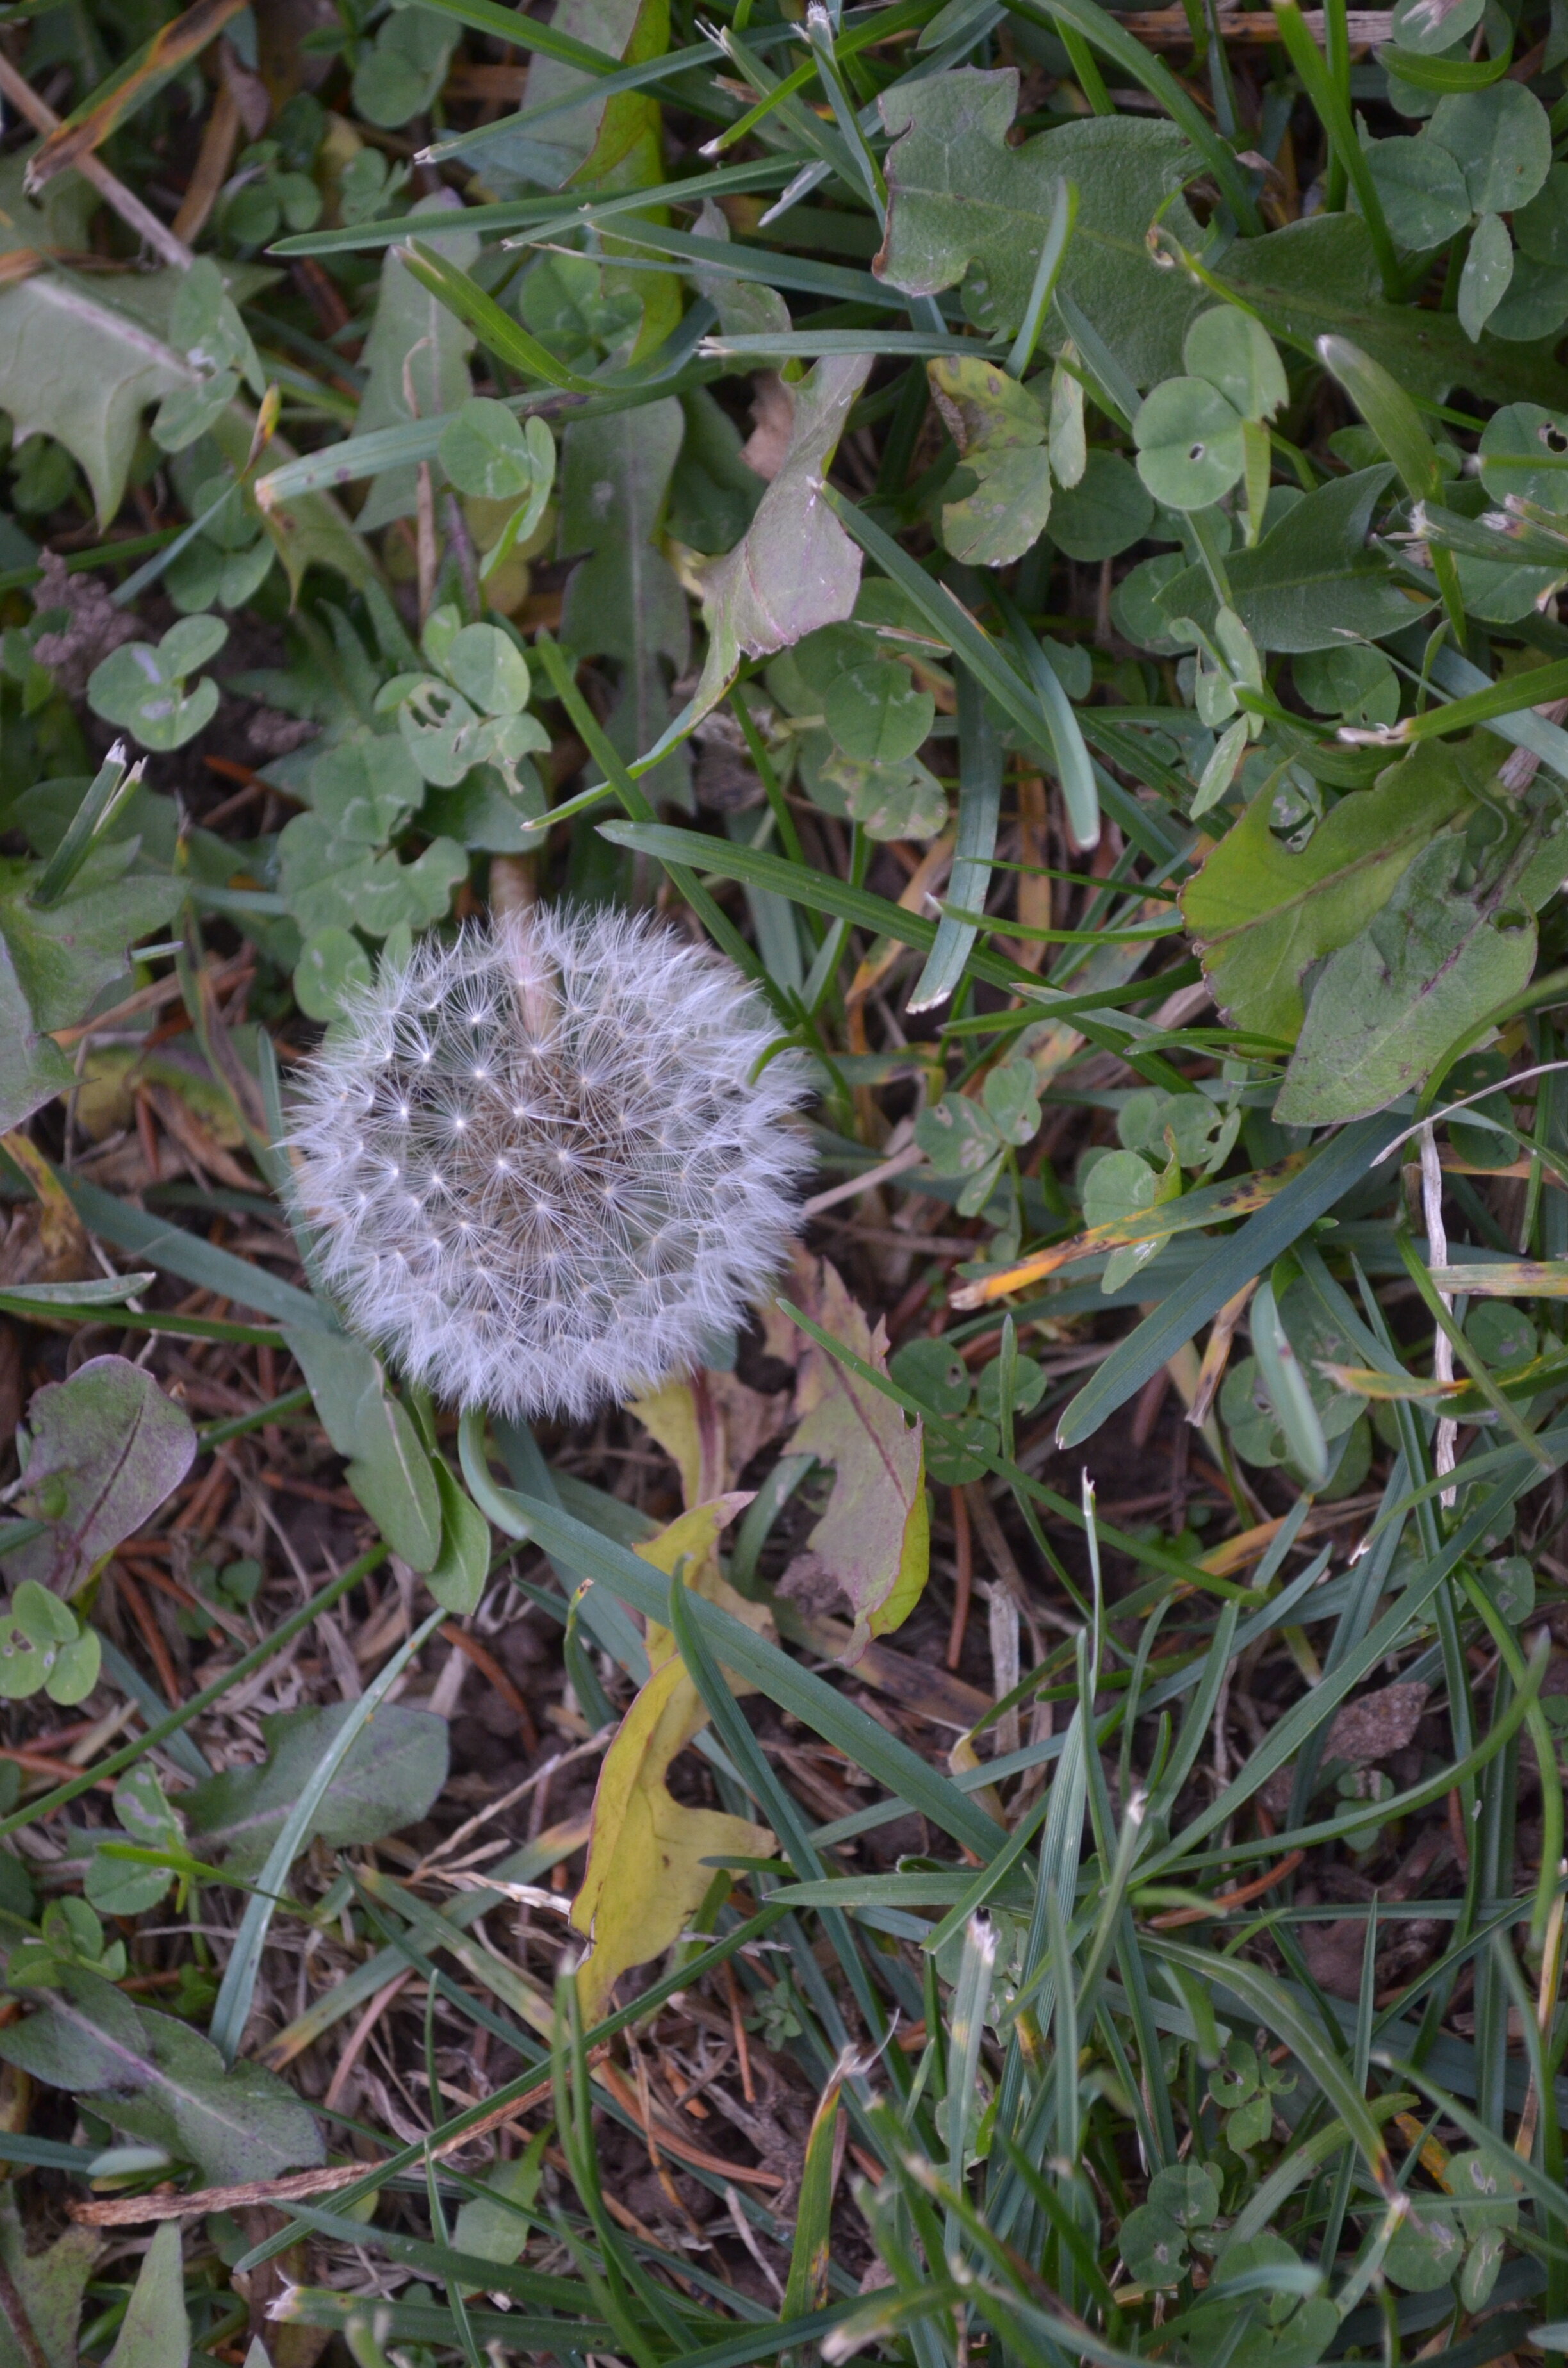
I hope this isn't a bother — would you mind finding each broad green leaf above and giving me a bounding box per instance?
[0,160,192,523]
[276,814,468,941]
[354,195,478,529]
[1117,2202,1188,2288]
[1180,739,1472,1042]
[1084,1147,1179,1294]
[103,2222,186,2368]
[1221,213,1568,407]
[876,76,1204,388]
[0,2193,96,2368]
[1391,0,1483,53]
[1154,466,1417,650]
[1294,643,1400,724]
[559,397,691,803]
[307,734,423,842]
[0,1964,323,2183]
[281,1326,443,1569]
[927,353,1047,454]
[829,752,948,841]
[2,1356,195,1598]
[1517,163,1568,264]
[425,1456,491,1617]
[0,935,72,1138]
[442,623,532,718]
[1382,2201,1465,2292]
[687,356,870,730]
[184,1701,450,1879]
[85,1765,183,1916]
[0,1583,98,1706]
[1277,831,1537,1122]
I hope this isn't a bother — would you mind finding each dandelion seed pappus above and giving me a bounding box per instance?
[288,905,813,1418]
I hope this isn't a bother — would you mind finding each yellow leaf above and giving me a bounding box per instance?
[638,1492,765,1677]
[571,1495,773,2020]
[569,1651,771,2021]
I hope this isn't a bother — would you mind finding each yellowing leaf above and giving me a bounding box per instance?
[571,1501,771,2020]
[637,1492,763,1677]
[631,1367,790,1503]
[780,1256,929,1660]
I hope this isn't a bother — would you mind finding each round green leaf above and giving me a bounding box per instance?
[1049,450,1154,560]
[832,754,948,841]
[307,733,422,843]
[1110,550,1188,652]
[1429,83,1551,215]
[1183,305,1288,422]
[44,1629,99,1707]
[1363,135,1473,253]
[980,1058,1041,1146]
[87,634,224,753]
[1383,2201,1464,2292]
[888,1338,970,1417]
[1134,378,1246,511]
[924,1412,999,1487]
[439,398,541,500]
[294,927,373,1022]
[1293,644,1400,724]
[1489,254,1568,341]
[161,613,229,675]
[1148,2162,1221,2228]
[1477,402,1568,512]
[13,1581,77,1645]
[1457,210,1513,341]
[824,661,935,764]
[1466,1300,1536,1367]
[443,623,531,719]
[1391,0,1483,52]
[1118,2203,1188,2289]
[1515,162,1568,265]
[940,444,1052,568]
[974,1354,1046,1422]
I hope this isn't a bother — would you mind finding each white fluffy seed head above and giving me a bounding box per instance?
[287,904,813,1420]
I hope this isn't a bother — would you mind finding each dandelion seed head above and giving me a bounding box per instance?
[288,903,813,1420]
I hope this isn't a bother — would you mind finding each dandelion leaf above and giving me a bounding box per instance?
[1180,741,1474,1046]
[876,76,1204,389]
